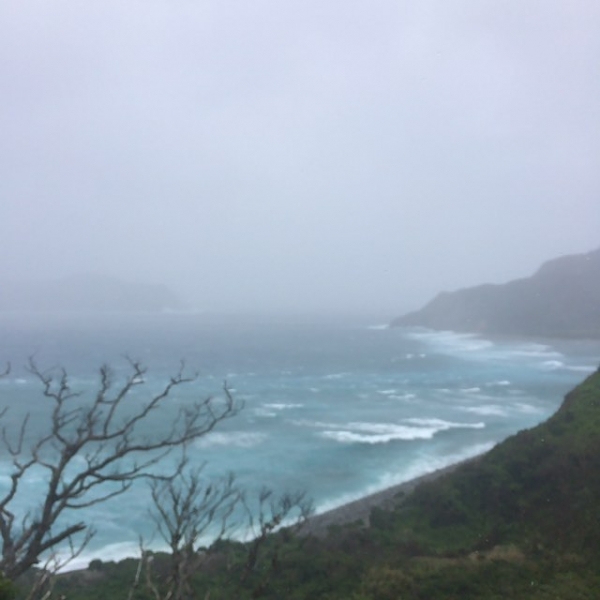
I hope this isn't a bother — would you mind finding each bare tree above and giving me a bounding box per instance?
[0,359,241,581]
[129,465,242,600]
[136,475,313,600]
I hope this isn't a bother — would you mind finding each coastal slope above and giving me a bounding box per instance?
[392,247,600,337]
[289,366,600,599]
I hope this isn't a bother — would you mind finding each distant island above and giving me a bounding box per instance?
[0,274,185,313]
[392,247,600,338]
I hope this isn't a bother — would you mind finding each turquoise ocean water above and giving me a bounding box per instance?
[1,313,599,569]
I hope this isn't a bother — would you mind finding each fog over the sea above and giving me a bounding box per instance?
[1,1,598,316]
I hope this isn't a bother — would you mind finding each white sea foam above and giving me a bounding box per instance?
[459,405,508,417]
[406,329,494,354]
[318,418,484,444]
[379,442,495,491]
[57,541,148,573]
[513,402,542,414]
[262,403,303,410]
[315,441,496,515]
[566,365,597,373]
[540,360,564,370]
[195,432,267,448]
[323,372,349,380]
[404,418,485,430]
[404,330,570,369]
[320,427,438,444]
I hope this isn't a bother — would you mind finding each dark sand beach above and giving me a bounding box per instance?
[299,455,483,537]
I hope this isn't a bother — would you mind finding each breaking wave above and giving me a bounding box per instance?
[317,419,485,445]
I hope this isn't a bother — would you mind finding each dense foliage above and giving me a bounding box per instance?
[16,367,600,599]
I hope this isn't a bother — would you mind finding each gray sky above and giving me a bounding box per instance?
[1,0,599,315]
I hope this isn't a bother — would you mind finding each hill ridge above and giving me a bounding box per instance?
[392,247,600,337]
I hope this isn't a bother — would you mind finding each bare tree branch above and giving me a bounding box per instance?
[0,360,242,581]
[142,464,243,600]
[140,468,313,600]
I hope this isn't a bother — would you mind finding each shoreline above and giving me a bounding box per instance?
[57,454,487,576]
[298,454,484,537]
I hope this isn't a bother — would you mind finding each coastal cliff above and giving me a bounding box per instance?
[392,247,600,337]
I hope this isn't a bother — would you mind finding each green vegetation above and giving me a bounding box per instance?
[16,367,600,599]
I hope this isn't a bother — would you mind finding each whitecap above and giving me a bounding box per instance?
[320,426,438,444]
[405,329,494,354]
[195,432,267,448]
[566,365,597,373]
[459,405,508,417]
[513,402,542,414]
[314,441,496,515]
[317,418,484,445]
[540,360,564,370]
[404,417,485,430]
[322,372,349,380]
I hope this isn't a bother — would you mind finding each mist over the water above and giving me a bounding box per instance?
[1,313,600,569]
[1,1,599,315]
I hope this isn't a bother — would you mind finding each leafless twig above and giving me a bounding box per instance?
[0,360,241,581]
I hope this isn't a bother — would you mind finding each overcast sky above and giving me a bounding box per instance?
[1,0,599,315]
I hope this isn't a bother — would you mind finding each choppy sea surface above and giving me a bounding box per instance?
[1,313,599,569]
